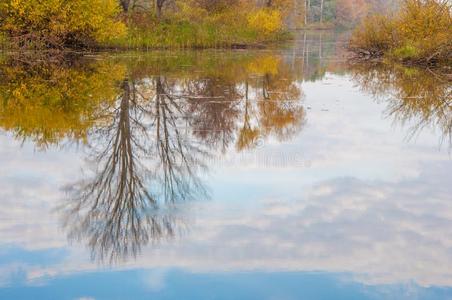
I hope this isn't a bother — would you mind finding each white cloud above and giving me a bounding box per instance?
[0,75,451,289]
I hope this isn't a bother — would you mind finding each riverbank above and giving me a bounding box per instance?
[102,10,290,50]
[103,25,290,50]
[0,30,291,52]
[348,0,451,66]
[0,31,291,52]
[0,2,290,51]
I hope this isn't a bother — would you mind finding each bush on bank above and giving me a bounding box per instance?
[105,4,287,49]
[0,0,289,50]
[0,0,126,49]
[349,0,451,65]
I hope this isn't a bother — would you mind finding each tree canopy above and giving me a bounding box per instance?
[0,0,126,49]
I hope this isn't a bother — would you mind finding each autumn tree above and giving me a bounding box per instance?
[195,0,239,11]
[155,0,164,18]
[0,0,126,49]
[119,0,131,11]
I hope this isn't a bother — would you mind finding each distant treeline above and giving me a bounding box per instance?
[119,0,400,28]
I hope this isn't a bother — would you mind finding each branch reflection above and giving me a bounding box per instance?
[349,63,451,147]
[0,52,307,263]
[62,75,209,263]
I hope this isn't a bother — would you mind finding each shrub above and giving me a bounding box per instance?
[391,44,419,60]
[0,0,126,49]
[105,3,288,49]
[349,15,396,56]
[247,9,283,35]
[349,0,452,64]
[396,0,451,62]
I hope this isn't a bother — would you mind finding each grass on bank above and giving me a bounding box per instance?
[349,0,451,65]
[104,9,290,50]
[0,0,290,51]
[0,32,9,49]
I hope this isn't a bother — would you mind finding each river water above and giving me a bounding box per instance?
[0,31,451,299]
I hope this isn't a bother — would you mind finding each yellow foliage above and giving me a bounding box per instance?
[0,61,126,147]
[175,0,209,22]
[247,9,283,35]
[350,0,452,64]
[0,52,305,152]
[0,0,126,48]
[396,0,451,60]
[246,55,280,75]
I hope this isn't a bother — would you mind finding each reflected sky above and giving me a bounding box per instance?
[0,31,451,299]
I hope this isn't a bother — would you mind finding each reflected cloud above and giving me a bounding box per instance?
[47,53,305,263]
[0,34,451,293]
[61,76,208,263]
[6,161,452,288]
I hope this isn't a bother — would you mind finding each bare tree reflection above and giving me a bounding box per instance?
[62,75,208,263]
[185,78,241,152]
[153,76,210,201]
[237,81,260,151]
[237,65,306,151]
[56,53,306,264]
[257,71,305,142]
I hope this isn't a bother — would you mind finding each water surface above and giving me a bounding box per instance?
[0,31,451,300]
